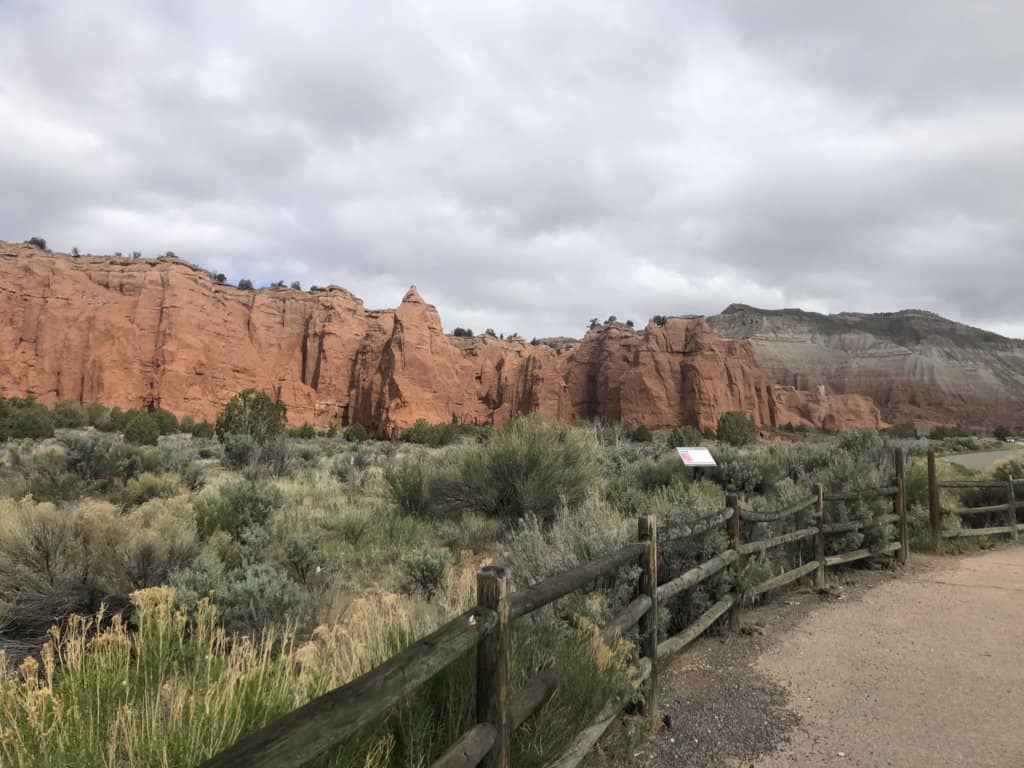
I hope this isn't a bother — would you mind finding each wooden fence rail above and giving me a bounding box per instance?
[928,449,1021,543]
[202,450,916,768]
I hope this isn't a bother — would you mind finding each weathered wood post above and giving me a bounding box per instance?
[638,515,658,723]
[927,449,940,549]
[1008,477,1018,542]
[814,483,826,588]
[476,566,512,768]
[895,447,909,563]
[727,494,742,631]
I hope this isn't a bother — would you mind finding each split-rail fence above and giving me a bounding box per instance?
[927,449,1022,545]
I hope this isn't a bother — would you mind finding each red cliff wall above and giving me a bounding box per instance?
[0,244,881,434]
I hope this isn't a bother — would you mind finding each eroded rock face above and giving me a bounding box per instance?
[709,304,1024,429]
[0,244,881,434]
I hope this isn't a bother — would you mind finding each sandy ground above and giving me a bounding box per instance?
[945,448,1023,471]
[752,548,1024,768]
[584,547,1024,768]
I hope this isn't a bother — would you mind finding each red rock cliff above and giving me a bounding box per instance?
[0,244,881,433]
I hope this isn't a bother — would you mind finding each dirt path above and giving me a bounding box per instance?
[584,547,1024,768]
[945,448,1023,471]
[754,548,1024,767]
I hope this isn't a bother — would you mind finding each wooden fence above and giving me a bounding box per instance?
[201,449,910,768]
[927,449,1022,545]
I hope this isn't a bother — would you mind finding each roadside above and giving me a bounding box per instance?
[584,546,1024,768]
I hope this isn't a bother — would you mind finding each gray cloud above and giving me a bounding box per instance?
[3,1,1023,339]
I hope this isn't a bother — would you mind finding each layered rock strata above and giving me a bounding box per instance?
[710,304,1024,429]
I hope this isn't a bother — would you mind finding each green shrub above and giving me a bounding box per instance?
[101,406,128,432]
[667,425,703,447]
[275,528,322,585]
[222,433,289,477]
[191,420,215,438]
[120,472,184,507]
[51,401,86,429]
[434,416,601,522]
[216,389,286,443]
[171,553,305,635]
[711,450,764,493]
[84,402,110,429]
[716,411,757,446]
[152,408,179,435]
[401,418,459,447]
[194,481,284,538]
[217,563,307,633]
[402,547,454,599]
[344,422,369,442]
[837,428,884,456]
[216,389,288,476]
[384,461,433,517]
[289,422,317,439]
[124,412,159,445]
[629,425,653,443]
[8,405,55,439]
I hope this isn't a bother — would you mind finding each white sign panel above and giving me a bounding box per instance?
[675,446,716,467]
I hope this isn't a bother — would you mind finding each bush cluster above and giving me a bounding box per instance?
[401,418,459,447]
[716,410,757,446]
[0,496,198,637]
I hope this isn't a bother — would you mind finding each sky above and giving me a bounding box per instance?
[3,1,1023,339]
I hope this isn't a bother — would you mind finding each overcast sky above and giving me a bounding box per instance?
[3,1,1023,339]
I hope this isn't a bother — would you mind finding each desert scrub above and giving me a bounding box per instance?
[0,584,632,768]
[119,471,184,506]
[194,480,284,538]
[401,546,455,599]
[0,496,198,639]
[506,494,635,627]
[384,458,434,517]
[432,415,602,522]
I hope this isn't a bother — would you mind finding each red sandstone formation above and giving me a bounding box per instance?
[0,243,881,434]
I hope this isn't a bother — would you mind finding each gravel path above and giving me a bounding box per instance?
[583,547,1024,768]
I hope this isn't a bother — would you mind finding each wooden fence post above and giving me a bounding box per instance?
[1008,477,1018,542]
[638,515,658,723]
[477,566,511,768]
[927,449,940,549]
[814,483,826,588]
[727,494,742,631]
[895,447,909,563]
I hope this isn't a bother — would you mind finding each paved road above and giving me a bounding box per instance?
[945,448,1022,471]
[754,549,1024,767]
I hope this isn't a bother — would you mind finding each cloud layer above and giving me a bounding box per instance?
[3,1,1022,338]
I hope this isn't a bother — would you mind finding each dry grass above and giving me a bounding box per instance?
[1,552,631,768]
